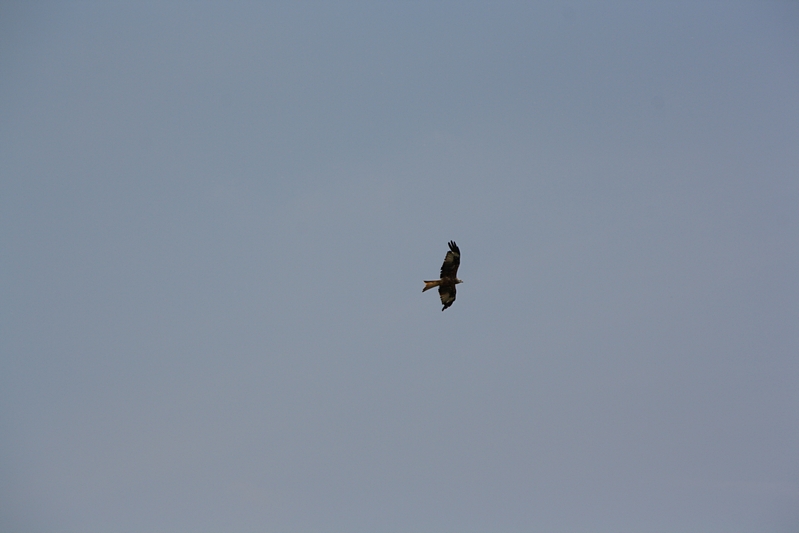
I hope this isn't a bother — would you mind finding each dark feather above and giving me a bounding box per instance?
[439,284,457,311]
[440,240,461,279]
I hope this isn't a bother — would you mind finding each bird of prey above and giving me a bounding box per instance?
[423,241,463,311]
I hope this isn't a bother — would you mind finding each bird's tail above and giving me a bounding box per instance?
[422,280,441,292]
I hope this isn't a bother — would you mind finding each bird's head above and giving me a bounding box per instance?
[455,278,464,284]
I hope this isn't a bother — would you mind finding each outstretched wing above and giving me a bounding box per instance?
[440,240,460,280]
[439,284,456,311]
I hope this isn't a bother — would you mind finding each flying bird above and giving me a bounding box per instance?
[423,241,463,311]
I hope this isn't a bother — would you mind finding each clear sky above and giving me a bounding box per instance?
[1,2,798,532]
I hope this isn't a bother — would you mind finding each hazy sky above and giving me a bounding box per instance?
[2,2,798,532]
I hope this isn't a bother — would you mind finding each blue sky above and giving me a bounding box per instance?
[2,2,798,532]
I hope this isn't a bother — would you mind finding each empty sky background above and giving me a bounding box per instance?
[2,2,798,532]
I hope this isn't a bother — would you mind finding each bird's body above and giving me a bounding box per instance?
[423,241,463,310]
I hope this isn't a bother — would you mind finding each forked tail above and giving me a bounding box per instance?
[422,280,441,292]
